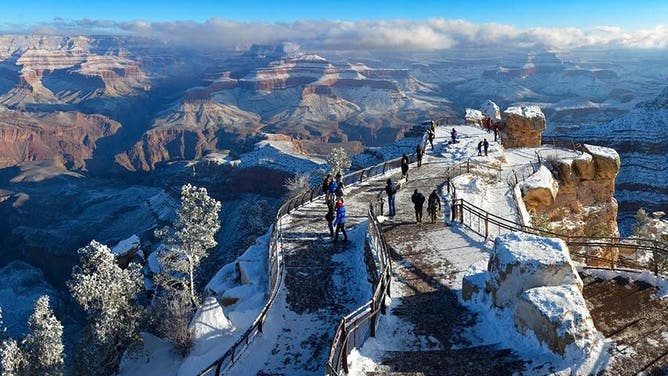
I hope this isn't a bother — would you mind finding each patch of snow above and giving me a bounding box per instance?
[583,144,620,161]
[519,165,558,198]
[118,332,181,376]
[504,105,545,120]
[189,297,235,356]
[111,234,141,257]
[580,268,668,299]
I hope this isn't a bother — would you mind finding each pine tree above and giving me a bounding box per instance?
[326,147,351,176]
[154,184,221,304]
[23,296,64,376]
[0,339,25,376]
[283,173,311,199]
[68,240,143,376]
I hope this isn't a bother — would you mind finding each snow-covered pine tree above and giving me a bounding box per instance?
[68,240,143,376]
[0,339,25,376]
[326,147,351,176]
[23,296,64,375]
[154,184,221,304]
[283,173,311,199]
[238,199,273,251]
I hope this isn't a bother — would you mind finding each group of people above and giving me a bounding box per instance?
[484,116,500,142]
[477,138,490,156]
[322,173,348,242]
[385,178,445,224]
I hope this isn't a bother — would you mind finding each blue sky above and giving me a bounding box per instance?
[3,0,667,30]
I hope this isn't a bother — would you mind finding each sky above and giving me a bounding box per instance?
[3,0,667,30]
[1,1,667,50]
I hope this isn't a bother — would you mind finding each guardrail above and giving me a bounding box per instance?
[196,127,431,376]
[452,198,668,275]
[326,202,392,376]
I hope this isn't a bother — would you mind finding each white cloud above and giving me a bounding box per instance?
[4,18,668,50]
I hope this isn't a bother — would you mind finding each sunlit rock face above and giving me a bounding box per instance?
[501,105,546,148]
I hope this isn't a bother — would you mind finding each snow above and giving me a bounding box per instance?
[504,105,545,119]
[583,143,620,161]
[464,108,484,123]
[518,165,558,200]
[188,297,234,356]
[118,333,182,376]
[581,267,668,299]
[111,234,141,257]
[479,99,501,121]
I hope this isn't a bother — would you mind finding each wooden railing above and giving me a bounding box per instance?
[196,128,431,376]
[326,202,392,376]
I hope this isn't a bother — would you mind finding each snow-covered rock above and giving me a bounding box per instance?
[583,144,620,180]
[465,108,485,126]
[515,284,600,358]
[502,105,546,148]
[480,99,501,121]
[487,233,582,308]
[112,235,142,267]
[519,165,559,210]
[189,297,235,356]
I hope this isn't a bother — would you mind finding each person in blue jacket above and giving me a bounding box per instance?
[327,178,339,206]
[333,199,348,242]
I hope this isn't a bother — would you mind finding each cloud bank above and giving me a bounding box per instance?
[6,18,668,50]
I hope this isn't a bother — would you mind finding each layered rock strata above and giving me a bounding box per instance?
[502,105,546,148]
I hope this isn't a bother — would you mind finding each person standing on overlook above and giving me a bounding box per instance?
[325,202,335,237]
[483,138,489,156]
[385,178,397,217]
[427,128,435,150]
[427,189,441,223]
[451,128,458,144]
[333,199,348,242]
[401,153,409,181]
[411,189,426,224]
[416,143,424,167]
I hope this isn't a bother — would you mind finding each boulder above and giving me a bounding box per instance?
[189,296,234,355]
[465,108,485,126]
[111,234,141,268]
[502,106,546,148]
[582,144,620,180]
[515,285,599,357]
[480,99,501,121]
[519,166,559,212]
[487,233,582,308]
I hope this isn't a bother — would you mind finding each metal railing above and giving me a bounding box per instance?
[196,125,433,376]
[326,202,392,376]
[452,198,668,275]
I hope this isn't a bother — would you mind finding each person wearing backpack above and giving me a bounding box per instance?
[327,177,338,206]
[411,189,426,224]
[427,129,435,150]
[322,174,332,204]
[385,178,397,216]
[333,199,348,242]
[427,189,441,223]
[335,174,345,200]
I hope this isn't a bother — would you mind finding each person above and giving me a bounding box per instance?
[485,116,492,132]
[451,128,457,144]
[401,153,409,181]
[430,120,436,133]
[327,176,338,206]
[483,138,489,156]
[416,144,424,167]
[427,189,441,223]
[493,124,499,142]
[477,141,483,156]
[335,174,345,200]
[333,199,348,242]
[427,129,435,150]
[322,174,332,203]
[325,202,335,237]
[411,189,426,224]
[385,178,397,216]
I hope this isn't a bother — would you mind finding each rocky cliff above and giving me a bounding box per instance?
[501,105,546,148]
[0,108,121,169]
[520,144,621,238]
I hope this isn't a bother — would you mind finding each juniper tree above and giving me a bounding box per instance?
[326,147,351,176]
[0,339,25,376]
[22,296,64,376]
[154,184,221,304]
[68,240,143,376]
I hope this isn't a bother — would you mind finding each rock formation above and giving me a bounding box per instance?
[0,108,121,169]
[502,106,546,148]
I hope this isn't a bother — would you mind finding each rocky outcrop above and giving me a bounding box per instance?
[0,108,121,169]
[519,166,559,210]
[465,108,485,126]
[525,145,621,240]
[0,35,149,106]
[480,99,501,121]
[502,106,546,148]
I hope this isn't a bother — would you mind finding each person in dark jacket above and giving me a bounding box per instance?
[483,138,489,156]
[401,153,409,181]
[416,144,424,167]
[333,199,348,242]
[411,189,426,224]
[327,178,338,206]
[322,174,332,203]
[385,178,397,216]
[477,141,483,156]
[427,190,441,223]
[427,129,435,150]
[451,128,457,144]
[325,202,335,237]
[335,174,345,200]
[493,124,499,142]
